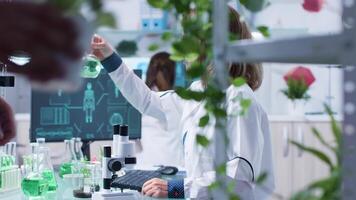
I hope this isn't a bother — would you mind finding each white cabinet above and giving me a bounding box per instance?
[270,120,336,200]
[270,122,293,199]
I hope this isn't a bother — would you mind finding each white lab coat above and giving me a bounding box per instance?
[136,103,184,167]
[109,62,275,199]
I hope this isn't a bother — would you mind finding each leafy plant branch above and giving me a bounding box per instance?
[291,104,341,200]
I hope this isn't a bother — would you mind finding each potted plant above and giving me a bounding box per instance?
[282,66,315,116]
[115,40,138,57]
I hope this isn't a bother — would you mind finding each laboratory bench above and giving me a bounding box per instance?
[13,113,342,200]
[0,170,186,200]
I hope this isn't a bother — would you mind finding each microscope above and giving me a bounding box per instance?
[92,124,137,200]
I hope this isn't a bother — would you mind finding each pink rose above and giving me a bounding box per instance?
[302,0,324,12]
[284,66,315,87]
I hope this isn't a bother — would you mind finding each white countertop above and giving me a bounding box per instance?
[15,113,343,123]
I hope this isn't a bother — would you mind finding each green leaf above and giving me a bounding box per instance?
[203,23,213,31]
[227,181,236,194]
[229,194,240,200]
[196,134,210,147]
[48,0,84,13]
[205,84,226,102]
[256,172,268,184]
[208,181,219,190]
[176,87,205,101]
[324,104,341,148]
[240,0,270,12]
[170,54,185,61]
[232,77,246,87]
[172,0,190,13]
[161,32,172,41]
[240,99,252,109]
[257,26,270,38]
[216,164,226,174]
[116,40,138,57]
[172,36,200,56]
[282,79,310,100]
[291,190,319,200]
[239,0,248,5]
[185,53,199,62]
[213,107,227,118]
[291,141,334,171]
[147,0,167,8]
[148,44,160,52]
[199,115,210,127]
[89,0,102,11]
[311,127,336,153]
[96,11,116,28]
[186,63,205,79]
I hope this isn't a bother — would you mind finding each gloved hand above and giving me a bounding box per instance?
[91,34,115,61]
[0,1,86,83]
[0,97,15,145]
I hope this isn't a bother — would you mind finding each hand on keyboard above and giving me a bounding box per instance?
[111,170,162,192]
[142,178,168,198]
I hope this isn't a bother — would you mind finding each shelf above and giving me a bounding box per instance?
[97,28,177,40]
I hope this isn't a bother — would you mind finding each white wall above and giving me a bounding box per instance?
[252,1,344,115]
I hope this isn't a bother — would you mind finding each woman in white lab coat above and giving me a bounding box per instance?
[91,8,274,199]
[137,52,184,167]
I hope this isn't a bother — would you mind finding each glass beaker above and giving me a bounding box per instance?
[36,138,46,147]
[59,140,76,178]
[38,147,57,192]
[21,143,49,199]
[80,54,103,79]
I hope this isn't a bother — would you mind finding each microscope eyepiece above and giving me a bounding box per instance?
[113,124,121,135]
[119,125,128,136]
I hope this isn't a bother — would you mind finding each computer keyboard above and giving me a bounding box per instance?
[111,170,162,192]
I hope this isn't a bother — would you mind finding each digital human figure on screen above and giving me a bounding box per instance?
[83,82,95,123]
[115,87,120,98]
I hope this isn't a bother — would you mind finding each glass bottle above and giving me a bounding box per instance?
[36,138,46,147]
[74,137,84,162]
[59,140,77,178]
[38,147,57,192]
[21,143,49,198]
[80,54,103,79]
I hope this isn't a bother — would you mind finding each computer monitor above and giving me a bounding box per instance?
[30,70,142,143]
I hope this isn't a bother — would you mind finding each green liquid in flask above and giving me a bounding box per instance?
[21,176,48,197]
[81,56,102,79]
[59,162,73,178]
[42,170,57,191]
